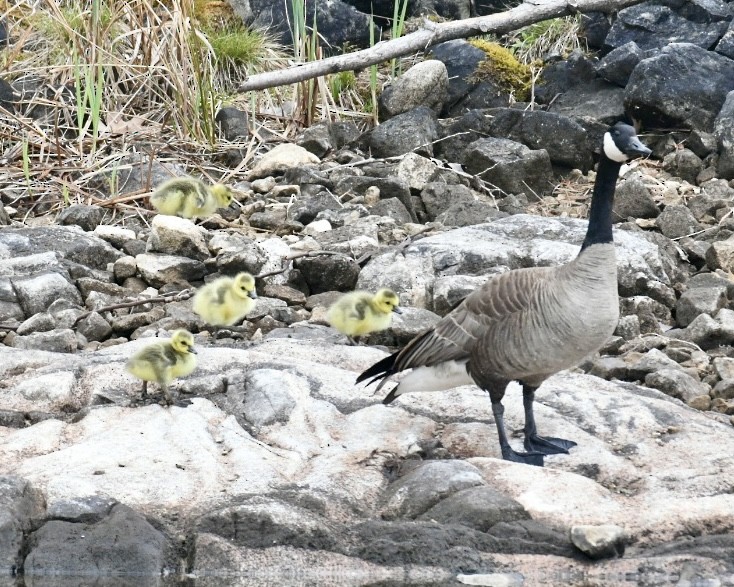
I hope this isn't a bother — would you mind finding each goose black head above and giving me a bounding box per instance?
[603,122,652,163]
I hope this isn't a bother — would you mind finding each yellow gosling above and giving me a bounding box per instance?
[150,176,233,219]
[125,329,197,405]
[327,288,401,343]
[193,272,257,327]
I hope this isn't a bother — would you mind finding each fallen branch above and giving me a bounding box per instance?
[73,289,195,326]
[239,0,647,92]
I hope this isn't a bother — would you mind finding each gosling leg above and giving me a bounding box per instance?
[491,401,544,467]
[522,385,577,455]
[140,381,148,400]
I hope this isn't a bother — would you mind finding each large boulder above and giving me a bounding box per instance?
[625,43,734,132]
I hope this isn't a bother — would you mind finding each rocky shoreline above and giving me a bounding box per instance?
[3,0,734,584]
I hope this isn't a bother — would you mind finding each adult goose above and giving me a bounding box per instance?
[357,122,651,466]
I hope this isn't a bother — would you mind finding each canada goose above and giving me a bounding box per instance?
[357,122,651,466]
[125,329,198,405]
[327,288,402,343]
[150,176,233,219]
[192,272,257,326]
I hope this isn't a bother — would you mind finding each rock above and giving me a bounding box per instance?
[612,173,659,222]
[147,214,210,261]
[488,109,593,171]
[242,369,299,428]
[644,368,710,403]
[625,43,734,132]
[369,106,440,158]
[335,176,414,219]
[461,138,554,197]
[714,90,734,180]
[288,191,341,224]
[668,308,734,349]
[246,143,320,180]
[0,226,122,270]
[296,124,335,158]
[430,275,487,316]
[6,328,78,353]
[313,221,379,258]
[438,201,504,227]
[261,284,307,306]
[370,198,413,224]
[296,254,360,294]
[0,476,45,574]
[662,148,703,185]
[605,3,729,53]
[717,22,734,59]
[705,238,734,271]
[548,79,626,125]
[395,153,441,192]
[24,504,166,580]
[11,272,82,316]
[76,311,113,342]
[570,524,626,559]
[16,312,56,335]
[381,460,485,520]
[93,225,137,249]
[134,253,206,288]
[435,109,495,160]
[418,485,530,532]
[655,205,700,239]
[378,60,449,120]
[675,283,728,327]
[596,41,645,87]
[713,379,734,400]
[215,106,248,140]
[429,40,488,116]
[590,355,629,380]
[420,183,476,220]
[713,356,734,381]
[369,306,441,346]
[56,204,104,231]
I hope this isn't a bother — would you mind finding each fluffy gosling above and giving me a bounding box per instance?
[125,329,197,405]
[193,272,258,327]
[150,176,233,219]
[327,288,401,343]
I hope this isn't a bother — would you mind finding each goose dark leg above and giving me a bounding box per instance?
[490,400,545,467]
[522,385,577,455]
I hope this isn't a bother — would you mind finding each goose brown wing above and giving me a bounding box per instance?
[393,266,557,372]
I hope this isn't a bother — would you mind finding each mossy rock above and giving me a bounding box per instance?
[468,40,533,101]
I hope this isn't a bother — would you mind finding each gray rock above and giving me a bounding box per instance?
[488,109,593,171]
[369,106,440,158]
[590,356,629,380]
[147,215,210,261]
[418,485,530,532]
[614,315,641,340]
[215,240,267,276]
[56,204,104,231]
[675,284,728,327]
[296,254,360,294]
[626,348,683,380]
[288,191,342,224]
[429,40,488,116]
[11,272,82,316]
[625,43,734,132]
[215,106,248,141]
[712,379,734,400]
[93,225,137,249]
[570,524,626,559]
[46,494,117,523]
[16,312,56,335]
[369,197,413,224]
[24,504,166,580]
[655,205,700,239]
[335,176,415,220]
[135,253,206,288]
[548,79,626,125]
[420,183,476,220]
[369,306,441,346]
[0,226,121,270]
[596,41,645,87]
[379,60,449,120]
[296,124,334,158]
[437,200,504,227]
[713,356,734,381]
[461,137,554,197]
[705,238,734,272]
[612,173,659,222]
[5,328,78,353]
[644,368,710,403]
[430,275,487,316]
[243,369,298,427]
[668,308,734,350]
[714,90,734,180]
[394,153,442,193]
[0,278,24,322]
[113,256,137,281]
[111,307,165,336]
[717,21,734,60]
[435,109,495,160]
[381,460,485,520]
[76,311,113,342]
[0,476,45,575]
[662,148,703,185]
[313,221,379,258]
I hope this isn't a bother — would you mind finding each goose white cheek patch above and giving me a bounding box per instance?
[603,132,629,163]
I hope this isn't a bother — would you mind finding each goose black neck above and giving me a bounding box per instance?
[580,154,623,252]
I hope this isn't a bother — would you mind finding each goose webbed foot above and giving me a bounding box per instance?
[500,443,545,466]
[524,434,577,455]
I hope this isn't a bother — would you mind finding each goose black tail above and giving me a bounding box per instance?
[355,351,399,386]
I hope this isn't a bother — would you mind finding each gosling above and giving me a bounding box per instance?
[192,272,258,327]
[125,329,198,405]
[327,288,401,344]
[150,176,233,219]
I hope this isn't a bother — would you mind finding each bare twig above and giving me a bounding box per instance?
[238,0,648,92]
[73,289,195,326]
